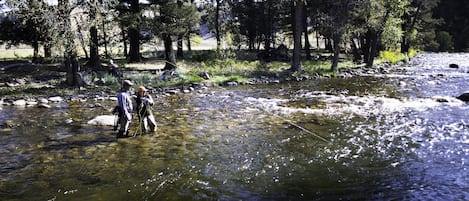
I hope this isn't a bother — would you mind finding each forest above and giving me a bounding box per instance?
[0,0,468,87]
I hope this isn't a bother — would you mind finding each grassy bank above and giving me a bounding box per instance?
[0,49,417,99]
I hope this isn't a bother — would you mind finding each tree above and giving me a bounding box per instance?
[58,0,83,86]
[0,0,53,62]
[146,0,199,71]
[312,0,355,72]
[117,0,142,62]
[352,0,407,67]
[401,0,439,53]
[434,0,469,51]
[88,0,101,70]
[290,0,303,72]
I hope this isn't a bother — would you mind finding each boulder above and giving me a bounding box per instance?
[48,96,64,102]
[449,63,459,68]
[13,100,26,106]
[456,92,469,102]
[38,104,51,109]
[87,115,117,126]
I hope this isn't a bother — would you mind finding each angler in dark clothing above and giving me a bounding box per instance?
[135,86,157,134]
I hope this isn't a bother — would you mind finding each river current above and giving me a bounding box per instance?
[1,53,468,200]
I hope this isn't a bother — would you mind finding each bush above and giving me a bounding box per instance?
[436,31,454,52]
[379,50,407,64]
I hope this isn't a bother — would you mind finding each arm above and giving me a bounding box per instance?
[145,94,154,106]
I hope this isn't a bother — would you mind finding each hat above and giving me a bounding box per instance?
[137,86,147,94]
[123,80,133,86]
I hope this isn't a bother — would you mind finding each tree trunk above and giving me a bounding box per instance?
[65,52,83,87]
[103,19,109,58]
[350,37,361,63]
[89,1,100,70]
[60,0,82,87]
[32,40,39,62]
[121,25,128,58]
[325,38,333,52]
[177,34,184,58]
[89,25,101,70]
[331,34,341,72]
[186,34,191,51]
[366,31,379,68]
[215,0,221,49]
[362,30,372,65]
[128,28,140,62]
[316,31,320,50]
[128,0,140,62]
[303,4,311,60]
[290,0,303,72]
[401,2,422,53]
[163,34,176,71]
[75,16,89,59]
[44,43,51,58]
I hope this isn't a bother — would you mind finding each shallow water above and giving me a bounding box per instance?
[1,53,468,200]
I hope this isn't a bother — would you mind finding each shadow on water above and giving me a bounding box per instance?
[1,53,469,200]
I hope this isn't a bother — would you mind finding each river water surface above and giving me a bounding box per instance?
[1,53,468,200]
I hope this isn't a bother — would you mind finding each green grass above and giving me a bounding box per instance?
[379,48,418,64]
[1,46,418,98]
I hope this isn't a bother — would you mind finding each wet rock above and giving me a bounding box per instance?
[456,92,469,102]
[38,104,51,109]
[87,115,117,126]
[191,82,204,89]
[95,79,105,85]
[6,82,21,87]
[26,101,38,106]
[65,118,73,124]
[48,96,64,102]
[38,98,49,104]
[13,99,26,106]
[166,89,179,95]
[433,96,449,103]
[199,72,210,80]
[224,81,238,86]
[449,63,459,68]
[87,103,102,108]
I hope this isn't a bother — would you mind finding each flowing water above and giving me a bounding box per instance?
[1,53,468,200]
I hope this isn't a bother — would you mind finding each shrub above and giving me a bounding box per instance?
[436,31,454,52]
[379,50,407,64]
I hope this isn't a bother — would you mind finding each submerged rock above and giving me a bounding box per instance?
[87,115,117,126]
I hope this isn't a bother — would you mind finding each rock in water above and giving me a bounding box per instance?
[449,63,459,68]
[456,92,469,102]
[87,115,117,126]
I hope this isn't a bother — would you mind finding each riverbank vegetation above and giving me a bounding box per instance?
[0,0,466,96]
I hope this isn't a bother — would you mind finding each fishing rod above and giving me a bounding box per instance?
[264,110,331,143]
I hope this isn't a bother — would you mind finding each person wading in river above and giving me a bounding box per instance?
[116,80,134,138]
[135,86,157,134]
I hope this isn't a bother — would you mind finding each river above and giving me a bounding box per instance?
[1,53,468,200]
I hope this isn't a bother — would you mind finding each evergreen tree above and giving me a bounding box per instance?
[434,0,469,51]
[401,0,440,53]
[145,0,199,70]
